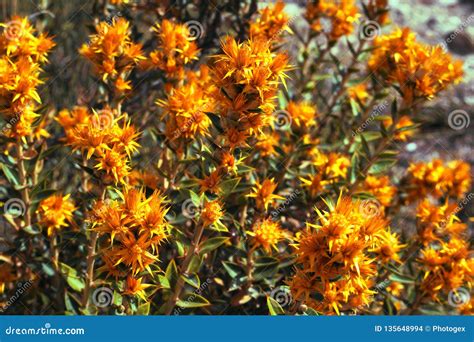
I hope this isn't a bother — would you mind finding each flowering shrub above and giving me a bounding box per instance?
[0,0,472,316]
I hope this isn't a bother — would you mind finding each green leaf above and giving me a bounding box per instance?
[165,259,179,288]
[304,307,320,316]
[158,275,170,289]
[177,293,210,308]
[187,255,203,274]
[1,163,19,186]
[182,273,200,289]
[41,262,56,277]
[389,273,415,284]
[222,261,243,279]
[189,190,201,207]
[137,302,150,315]
[267,297,285,315]
[219,178,241,197]
[113,291,123,306]
[199,237,229,255]
[59,263,85,292]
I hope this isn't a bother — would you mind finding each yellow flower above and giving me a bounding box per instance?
[0,17,54,139]
[407,159,471,200]
[211,36,289,137]
[94,147,130,184]
[383,115,416,141]
[371,229,405,263]
[305,0,360,40]
[255,131,279,157]
[123,276,151,300]
[37,194,76,237]
[289,196,392,314]
[157,78,214,141]
[80,18,144,91]
[363,175,396,207]
[199,170,221,194]
[347,83,369,104]
[249,1,291,42]
[146,19,200,79]
[93,187,171,276]
[247,178,284,211]
[201,200,224,227]
[247,218,290,253]
[286,101,318,128]
[369,28,463,102]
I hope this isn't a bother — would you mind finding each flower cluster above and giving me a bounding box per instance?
[157,66,215,146]
[305,0,360,40]
[146,19,200,79]
[249,0,291,43]
[80,18,144,94]
[369,28,463,102]
[210,36,289,143]
[289,197,403,314]
[0,17,54,138]
[247,218,289,253]
[91,188,171,283]
[406,159,471,200]
[57,106,140,184]
[37,194,76,237]
[300,149,350,198]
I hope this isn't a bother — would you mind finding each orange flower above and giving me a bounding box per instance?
[248,219,289,252]
[80,18,144,92]
[211,36,289,137]
[146,19,200,79]
[201,200,224,227]
[369,28,463,102]
[37,194,76,237]
[249,1,291,43]
[247,178,284,211]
